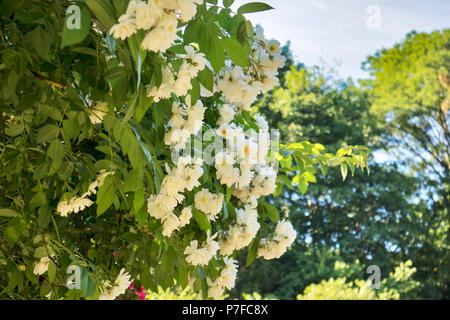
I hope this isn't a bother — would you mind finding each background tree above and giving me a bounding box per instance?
[232,41,448,299]
[362,29,450,299]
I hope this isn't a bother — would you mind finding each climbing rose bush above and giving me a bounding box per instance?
[0,0,369,299]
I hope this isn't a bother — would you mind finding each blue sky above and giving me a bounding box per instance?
[231,0,450,79]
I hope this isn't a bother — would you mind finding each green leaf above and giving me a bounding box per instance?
[5,123,24,137]
[263,203,280,223]
[71,47,97,56]
[31,27,50,58]
[133,189,147,226]
[341,163,348,181]
[298,177,308,195]
[124,168,141,192]
[37,206,51,229]
[198,67,214,92]
[96,175,115,216]
[225,186,232,204]
[192,207,212,232]
[303,170,317,183]
[0,208,19,217]
[184,19,201,44]
[279,174,294,190]
[47,140,64,170]
[237,2,274,14]
[30,192,46,211]
[223,0,235,8]
[4,226,19,246]
[61,5,91,48]
[135,86,153,123]
[152,100,171,128]
[188,77,200,105]
[85,0,116,29]
[104,67,126,80]
[207,36,225,73]
[112,76,128,108]
[246,234,260,266]
[48,261,56,283]
[34,246,48,258]
[178,260,188,289]
[80,268,96,298]
[37,124,59,144]
[220,38,249,67]
[141,268,157,292]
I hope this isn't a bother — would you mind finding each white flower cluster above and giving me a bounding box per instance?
[146,46,207,102]
[106,11,295,298]
[147,156,202,236]
[213,119,277,203]
[57,170,114,217]
[207,257,238,299]
[257,220,297,260]
[216,104,236,126]
[232,165,277,203]
[194,188,224,221]
[219,203,260,255]
[99,268,132,300]
[164,99,205,150]
[184,230,220,266]
[216,26,286,110]
[110,0,202,52]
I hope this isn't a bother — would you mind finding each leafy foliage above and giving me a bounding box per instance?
[0,0,368,300]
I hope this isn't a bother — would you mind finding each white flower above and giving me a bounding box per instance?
[146,65,176,101]
[206,256,238,299]
[57,200,71,217]
[184,231,219,266]
[147,194,172,220]
[257,220,296,260]
[110,15,137,40]
[141,12,178,52]
[179,206,192,227]
[219,207,260,255]
[194,189,224,221]
[162,213,180,237]
[207,283,224,300]
[125,0,139,17]
[88,101,109,125]
[113,268,132,296]
[69,197,94,214]
[216,123,233,139]
[135,0,163,30]
[33,257,51,275]
[178,45,206,72]
[164,99,205,150]
[99,269,132,300]
[254,114,269,131]
[178,0,203,22]
[160,174,186,198]
[57,196,93,217]
[217,104,236,125]
[238,139,258,164]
